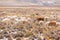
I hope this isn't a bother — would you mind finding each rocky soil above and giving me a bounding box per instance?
[0,7,60,40]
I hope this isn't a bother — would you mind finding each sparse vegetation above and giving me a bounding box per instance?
[0,7,60,40]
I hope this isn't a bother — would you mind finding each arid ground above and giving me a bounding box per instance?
[0,7,60,40]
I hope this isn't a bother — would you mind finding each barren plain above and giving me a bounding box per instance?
[0,7,60,40]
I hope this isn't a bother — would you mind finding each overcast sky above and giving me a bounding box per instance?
[0,0,60,6]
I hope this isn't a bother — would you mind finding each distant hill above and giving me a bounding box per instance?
[0,0,60,6]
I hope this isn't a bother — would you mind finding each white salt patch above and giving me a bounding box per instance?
[0,39,3,40]
[35,39,38,40]
[15,18,19,21]
[15,17,31,24]
[45,21,50,25]
[39,21,44,24]
[11,32,17,34]
[27,18,31,20]
[0,30,3,32]
[14,32,17,34]
[7,16,17,18]
[44,16,50,21]
[6,16,11,18]
[2,18,10,21]
[56,22,60,24]
[11,16,17,18]
[24,38,29,40]
[19,17,27,21]
[3,37,8,40]
[40,34,44,40]
[13,39,16,40]
[45,16,49,18]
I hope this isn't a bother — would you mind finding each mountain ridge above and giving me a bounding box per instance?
[0,0,60,6]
